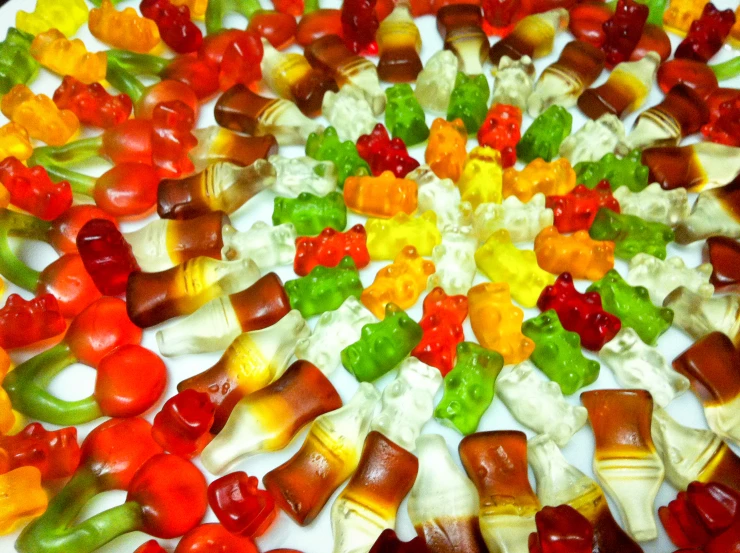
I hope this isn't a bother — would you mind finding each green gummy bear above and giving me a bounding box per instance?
[0,28,39,95]
[285,256,363,319]
[575,149,650,192]
[305,126,371,188]
[521,310,600,396]
[446,72,490,134]
[434,342,503,435]
[587,269,674,346]
[589,207,674,260]
[341,303,422,382]
[272,191,347,236]
[385,83,430,146]
[516,105,573,163]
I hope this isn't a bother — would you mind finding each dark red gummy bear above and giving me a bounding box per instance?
[528,504,594,553]
[76,218,140,296]
[674,3,736,63]
[208,472,277,538]
[545,181,620,233]
[357,123,420,178]
[0,293,66,350]
[601,0,649,68]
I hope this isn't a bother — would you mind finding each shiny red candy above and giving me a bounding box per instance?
[0,293,65,349]
[53,76,132,129]
[49,205,118,254]
[294,224,371,276]
[94,162,161,217]
[657,59,719,100]
[273,0,304,16]
[675,3,736,63]
[126,453,208,538]
[160,57,220,100]
[0,422,80,480]
[174,524,260,553]
[411,287,468,376]
[568,2,610,48]
[528,505,594,553]
[0,157,72,221]
[370,529,430,552]
[341,0,379,54]
[76,218,140,296]
[95,344,167,418]
[477,103,522,168]
[546,181,620,233]
[208,472,277,537]
[151,100,197,178]
[247,10,297,50]
[702,97,740,147]
[601,0,648,68]
[537,272,622,351]
[357,123,420,178]
[152,390,216,457]
[140,0,203,53]
[37,254,102,318]
[660,482,740,551]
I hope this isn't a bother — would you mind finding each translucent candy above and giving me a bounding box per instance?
[558,114,627,166]
[269,154,338,198]
[414,50,459,113]
[663,287,740,344]
[626,254,714,305]
[473,193,554,243]
[427,229,477,296]
[613,183,690,227]
[322,86,377,142]
[491,55,535,111]
[221,222,297,270]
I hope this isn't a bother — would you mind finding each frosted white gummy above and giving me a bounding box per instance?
[2,1,739,551]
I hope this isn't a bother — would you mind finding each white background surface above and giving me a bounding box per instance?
[0,0,739,551]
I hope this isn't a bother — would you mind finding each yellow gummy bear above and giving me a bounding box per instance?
[468,282,534,365]
[0,467,48,535]
[361,246,436,319]
[1,85,79,146]
[30,29,107,84]
[89,0,161,53]
[457,146,503,208]
[0,123,33,163]
[474,228,556,308]
[366,211,442,260]
[16,0,88,37]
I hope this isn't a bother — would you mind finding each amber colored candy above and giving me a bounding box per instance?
[125,211,228,272]
[657,58,719,101]
[126,257,259,328]
[376,0,423,82]
[663,0,709,36]
[642,143,740,192]
[304,34,385,114]
[581,389,665,541]
[578,52,660,120]
[631,23,672,63]
[628,84,709,150]
[331,431,419,553]
[467,282,534,365]
[534,226,615,281]
[296,9,343,47]
[489,8,568,65]
[157,160,276,220]
[502,158,576,202]
[343,171,417,218]
[704,236,740,293]
[436,4,488,75]
[0,466,48,535]
[190,128,278,172]
[673,332,740,446]
[425,118,468,182]
[459,431,540,553]
[214,85,322,146]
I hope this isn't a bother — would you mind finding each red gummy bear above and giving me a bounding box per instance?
[660,481,740,552]
[152,390,216,457]
[53,76,133,129]
[140,0,203,53]
[357,123,420,178]
[601,0,649,68]
[545,181,620,233]
[151,100,197,178]
[294,224,371,276]
[0,293,66,350]
[528,504,594,553]
[411,287,468,376]
[674,3,737,63]
[341,0,379,54]
[0,157,73,221]
[477,103,522,168]
[208,472,277,538]
[537,272,622,351]
[0,422,81,481]
[76,218,140,296]
[702,96,740,147]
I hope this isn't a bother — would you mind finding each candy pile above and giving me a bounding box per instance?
[0,0,739,551]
